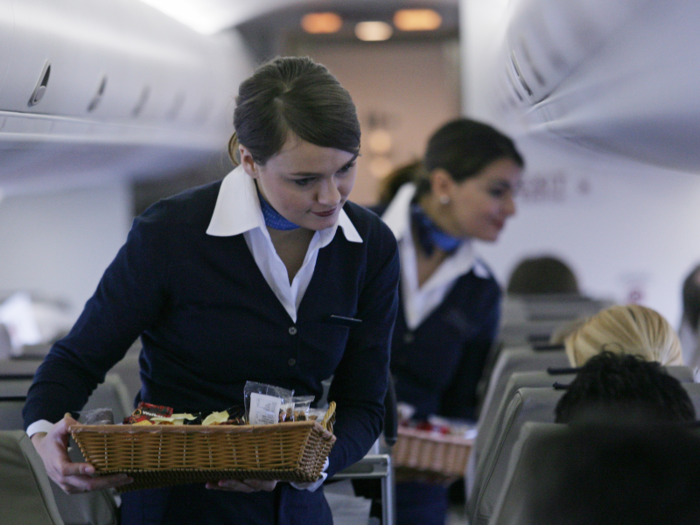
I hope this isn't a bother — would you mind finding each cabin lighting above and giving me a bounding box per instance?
[355,21,393,41]
[367,129,393,155]
[301,12,343,34]
[393,9,442,31]
[369,157,394,179]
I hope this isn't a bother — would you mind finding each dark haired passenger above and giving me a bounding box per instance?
[23,56,400,525]
[555,351,696,424]
[679,263,700,374]
[376,118,524,525]
[506,255,579,295]
[496,424,700,525]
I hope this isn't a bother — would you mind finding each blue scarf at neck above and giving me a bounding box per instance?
[410,204,461,256]
[257,188,300,231]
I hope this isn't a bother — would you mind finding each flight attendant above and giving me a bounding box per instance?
[23,56,400,525]
[377,118,524,525]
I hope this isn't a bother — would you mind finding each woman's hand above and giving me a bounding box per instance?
[205,479,278,492]
[31,413,133,494]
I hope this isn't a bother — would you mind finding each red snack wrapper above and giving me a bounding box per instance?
[124,402,174,424]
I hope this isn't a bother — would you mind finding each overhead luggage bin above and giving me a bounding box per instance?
[0,0,254,189]
[484,0,700,173]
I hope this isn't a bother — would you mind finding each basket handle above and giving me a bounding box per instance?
[322,401,336,432]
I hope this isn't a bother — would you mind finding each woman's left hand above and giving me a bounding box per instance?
[205,479,278,492]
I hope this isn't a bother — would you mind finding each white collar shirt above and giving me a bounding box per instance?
[26,167,364,441]
[381,183,491,330]
[206,166,363,323]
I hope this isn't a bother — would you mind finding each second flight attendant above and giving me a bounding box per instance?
[377,118,524,525]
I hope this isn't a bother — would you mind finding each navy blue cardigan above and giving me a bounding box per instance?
[390,268,501,422]
[372,204,501,422]
[24,181,400,524]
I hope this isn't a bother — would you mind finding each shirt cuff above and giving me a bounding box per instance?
[290,457,329,492]
[26,420,55,438]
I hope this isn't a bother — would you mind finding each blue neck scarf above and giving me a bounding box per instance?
[257,188,300,231]
[410,204,461,256]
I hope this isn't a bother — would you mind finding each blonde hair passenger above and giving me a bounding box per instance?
[565,304,684,367]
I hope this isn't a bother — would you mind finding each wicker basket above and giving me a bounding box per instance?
[69,402,336,492]
[393,426,473,479]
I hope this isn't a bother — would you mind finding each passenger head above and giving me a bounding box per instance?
[229,56,360,166]
[555,351,696,424]
[682,264,700,332]
[506,256,579,295]
[564,304,683,367]
[515,424,700,525]
[380,118,525,242]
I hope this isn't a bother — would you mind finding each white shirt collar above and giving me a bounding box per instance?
[381,183,488,281]
[206,165,362,244]
[382,183,491,329]
[381,182,415,241]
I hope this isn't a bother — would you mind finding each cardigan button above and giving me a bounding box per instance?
[288,327,297,335]
[403,332,414,344]
[288,358,297,366]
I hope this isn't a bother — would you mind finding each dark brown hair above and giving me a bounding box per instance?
[230,56,360,166]
[379,118,524,204]
[507,256,579,295]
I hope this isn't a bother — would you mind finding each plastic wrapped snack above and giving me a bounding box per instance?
[290,395,315,421]
[244,381,294,425]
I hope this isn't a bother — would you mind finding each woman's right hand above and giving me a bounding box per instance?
[31,413,133,494]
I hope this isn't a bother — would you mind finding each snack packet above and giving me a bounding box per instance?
[80,408,114,425]
[306,407,328,423]
[124,402,173,424]
[290,395,315,422]
[244,381,294,425]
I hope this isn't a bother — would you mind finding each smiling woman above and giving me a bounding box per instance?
[23,56,400,525]
[372,118,524,525]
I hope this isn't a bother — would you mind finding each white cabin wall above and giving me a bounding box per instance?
[0,182,132,319]
[460,0,700,327]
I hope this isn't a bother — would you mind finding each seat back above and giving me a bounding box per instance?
[0,376,125,525]
[490,421,700,525]
[477,364,695,482]
[53,375,125,525]
[0,375,35,397]
[0,430,65,525]
[488,422,571,525]
[500,295,613,324]
[497,320,567,347]
[470,387,565,525]
[0,396,27,430]
[682,381,700,415]
[474,348,569,465]
[472,382,700,525]
[82,373,132,424]
[666,365,695,383]
[0,358,42,376]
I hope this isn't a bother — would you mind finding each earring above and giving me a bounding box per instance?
[439,195,450,205]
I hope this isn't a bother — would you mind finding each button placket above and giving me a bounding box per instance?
[288,326,298,367]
